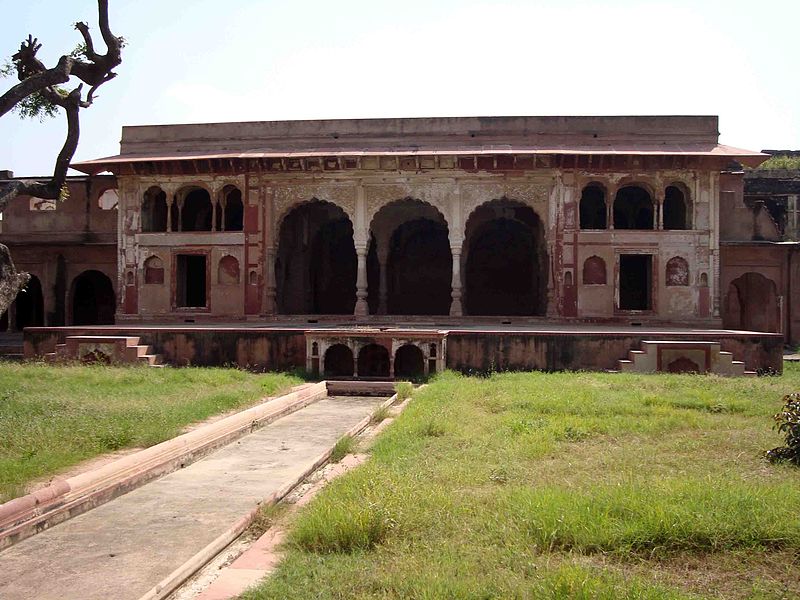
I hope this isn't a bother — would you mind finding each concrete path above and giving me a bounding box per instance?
[0,396,384,600]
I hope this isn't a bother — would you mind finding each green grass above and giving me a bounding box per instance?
[244,367,800,599]
[330,434,357,463]
[0,363,301,502]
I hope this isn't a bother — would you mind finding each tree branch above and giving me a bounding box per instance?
[0,244,29,318]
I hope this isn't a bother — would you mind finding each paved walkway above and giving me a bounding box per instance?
[0,396,383,600]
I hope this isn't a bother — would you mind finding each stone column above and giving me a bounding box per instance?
[166,197,173,233]
[449,247,463,316]
[354,245,369,316]
[211,199,218,232]
[656,194,664,230]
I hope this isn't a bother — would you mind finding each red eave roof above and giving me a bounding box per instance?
[72,143,768,174]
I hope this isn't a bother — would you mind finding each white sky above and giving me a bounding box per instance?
[0,0,798,176]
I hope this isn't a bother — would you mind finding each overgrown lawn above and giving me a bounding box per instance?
[245,367,800,599]
[0,363,301,502]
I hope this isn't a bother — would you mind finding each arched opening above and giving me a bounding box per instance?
[663,185,689,230]
[723,272,779,333]
[582,256,606,285]
[218,255,240,285]
[143,256,165,284]
[324,344,354,378]
[394,344,424,379]
[13,275,44,330]
[665,256,689,286]
[71,270,115,325]
[614,186,654,230]
[579,185,607,229]
[357,343,390,378]
[369,199,451,315]
[222,186,244,232]
[464,200,547,316]
[180,188,213,232]
[276,200,357,314]
[141,187,168,232]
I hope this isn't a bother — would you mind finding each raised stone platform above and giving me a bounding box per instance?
[22,323,784,375]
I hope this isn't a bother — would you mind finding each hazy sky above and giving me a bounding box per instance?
[0,0,798,176]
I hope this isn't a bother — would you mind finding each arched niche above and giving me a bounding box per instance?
[463,199,547,316]
[582,256,607,285]
[144,256,165,284]
[276,200,357,314]
[614,185,654,230]
[665,256,689,286]
[218,255,240,285]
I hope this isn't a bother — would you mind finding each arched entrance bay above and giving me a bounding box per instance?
[368,199,451,315]
[276,200,357,314]
[464,200,547,316]
[71,270,115,325]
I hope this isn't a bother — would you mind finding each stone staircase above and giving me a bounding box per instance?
[45,335,163,367]
[0,333,24,361]
[617,340,755,376]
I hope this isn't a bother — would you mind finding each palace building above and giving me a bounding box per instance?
[1,116,794,375]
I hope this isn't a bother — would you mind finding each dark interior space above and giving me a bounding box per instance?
[71,270,115,325]
[579,185,607,229]
[357,343,390,378]
[387,219,451,315]
[223,187,244,231]
[181,189,213,232]
[324,344,354,377]
[15,275,44,329]
[394,344,424,379]
[614,186,654,230]
[619,254,652,311]
[663,186,688,230]
[276,201,357,314]
[141,187,168,232]
[176,255,207,308]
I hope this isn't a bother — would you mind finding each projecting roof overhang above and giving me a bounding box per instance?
[72,144,768,174]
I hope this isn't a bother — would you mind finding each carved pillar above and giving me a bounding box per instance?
[656,194,664,230]
[211,199,218,232]
[449,246,463,316]
[166,197,173,233]
[354,245,369,316]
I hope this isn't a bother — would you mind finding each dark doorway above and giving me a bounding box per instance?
[71,270,115,325]
[324,344,354,377]
[14,275,44,330]
[223,187,244,232]
[176,255,207,308]
[357,344,390,378]
[387,219,451,315]
[394,344,424,379]
[276,201,357,314]
[619,255,652,311]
